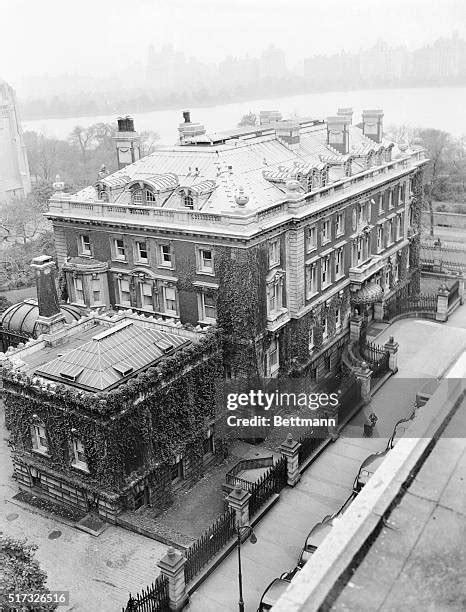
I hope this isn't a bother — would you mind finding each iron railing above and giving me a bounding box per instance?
[184,508,236,584]
[248,457,288,517]
[123,576,169,612]
[225,457,274,491]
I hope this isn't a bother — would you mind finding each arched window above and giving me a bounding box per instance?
[183,194,194,209]
[100,190,109,202]
[132,190,143,205]
[145,190,156,203]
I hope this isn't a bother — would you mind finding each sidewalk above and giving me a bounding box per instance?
[187,307,466,612]
[0,407,168,612]
[332,400,466,611]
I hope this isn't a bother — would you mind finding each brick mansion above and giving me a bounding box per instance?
[0,107,428,518]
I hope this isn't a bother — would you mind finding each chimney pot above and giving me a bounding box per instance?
[183,110,191,123]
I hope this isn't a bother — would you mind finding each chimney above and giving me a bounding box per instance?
[362,109,384,143]
[114,116,141,169]
[337,107,353,124]
[259,110,283,125]
[275,120,300,150]
[326,116,350,155]
[30,255,66,335]
[178,110,206,144]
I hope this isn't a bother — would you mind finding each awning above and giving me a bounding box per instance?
[351,282,383,305]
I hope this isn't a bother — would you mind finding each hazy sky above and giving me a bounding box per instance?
[2,0,465,87]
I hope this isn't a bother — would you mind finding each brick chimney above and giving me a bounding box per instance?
[178,110,206,143]
[275,120,300,150]
[113,115,141,169]
[362,109,384,143]
[337,107,353,124]
[30,255,66,335]
[326,116,350,154]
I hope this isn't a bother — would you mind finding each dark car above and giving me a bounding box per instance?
[387,411,416,450]
[298,514,334,567]
[257,567,300,611]
[353,449,390,493]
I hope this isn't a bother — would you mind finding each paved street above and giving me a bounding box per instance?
[0,410,168,612]
[188,306,466,612]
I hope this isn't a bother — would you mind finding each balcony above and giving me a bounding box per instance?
[266,307,290,332]
[349,255,384,286]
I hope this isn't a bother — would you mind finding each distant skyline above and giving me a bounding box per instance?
[3,0,466,93]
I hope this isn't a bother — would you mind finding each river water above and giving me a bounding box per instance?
[22,86,466,143]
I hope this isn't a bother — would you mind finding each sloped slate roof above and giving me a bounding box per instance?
[35,321,191,391]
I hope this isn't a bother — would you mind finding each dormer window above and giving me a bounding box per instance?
[99,187,109,202]
[145,190,156,203]
[133,190,143,205]
[183,194,194,209]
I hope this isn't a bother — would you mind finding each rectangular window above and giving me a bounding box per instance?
[114,238,126,260]
[119,279,131,306]
[203,429,214,455]
[268,282,282,313]
[80,235,91,256]
[306,263,318,298]
[377,225,384,252]
[399,183,405,205]
[171,455,184,482]
[201,293,217,322]
[160,244,172,267]
[335,307,341,330]
[322,315,328,340]
[198,248,214,274]
[388,219,394,244]
[388,190,393,209]
[321,256,331,288]
[322,218,331,244]
[72,438,88,471]
[309,327,314,351]
[335,248,344,279]
[336,212,344,236]
[163,286,177,314]
[267,339,279,377]
[306,225,317,252]
[92,278,100,304]
[141,282,153,310]
[31,423,48,455]
[378,194,384,215]
[136,241,148,263]
[397,214,403,240]
[74,277,84,305]
[268,239,280,267]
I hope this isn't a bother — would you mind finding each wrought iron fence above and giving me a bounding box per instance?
[298,428,328,464]
[360,340,387,364]
[225,457,274,491]
[383,283,436,321]
[123,576,169,612]
[248,457,288,517]
[448,280,460,307]
[184,507,236,584]
[335,373,362,423]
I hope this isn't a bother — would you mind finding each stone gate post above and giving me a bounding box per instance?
[226,484,251,528]
[357,362,372,405]
[384,336,399,373]
[279,434,301,486]
[158,547,188,610]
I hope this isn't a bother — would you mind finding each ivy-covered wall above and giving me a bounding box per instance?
[216,245,268,377]
[281,287,351,375]
[3,329,223,512]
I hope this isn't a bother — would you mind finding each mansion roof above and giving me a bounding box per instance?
[54,119,414,217]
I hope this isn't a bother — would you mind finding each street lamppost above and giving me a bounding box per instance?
[237,524,257,612]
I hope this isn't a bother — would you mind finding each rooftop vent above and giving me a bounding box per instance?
[59,366,84,382]
[113,362,134,377]
[92,321,133,341]
[154,339,175,353]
